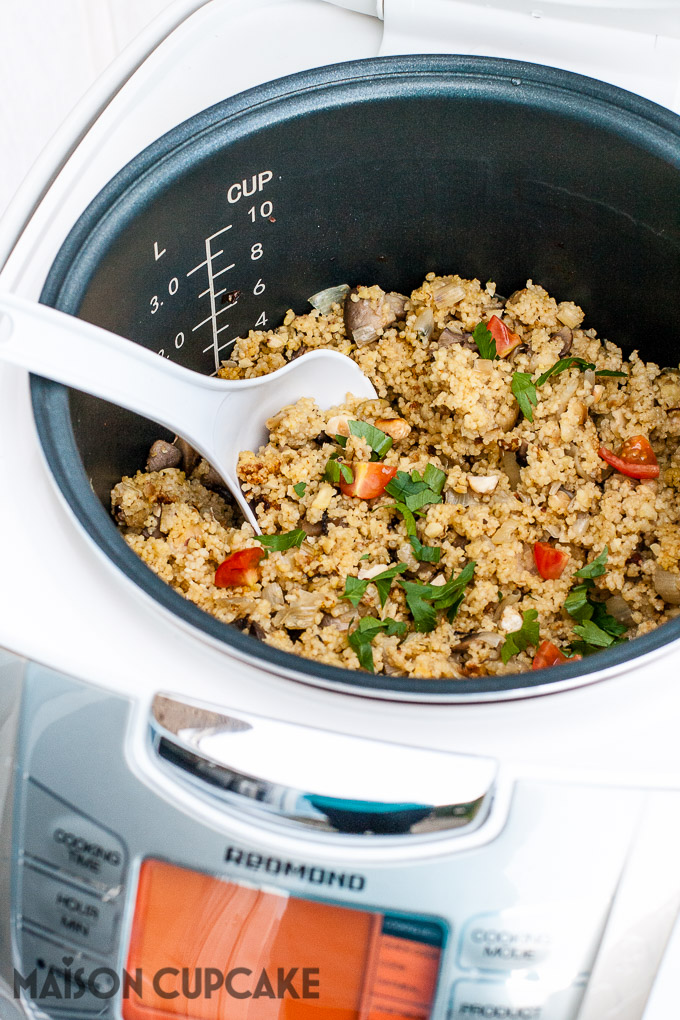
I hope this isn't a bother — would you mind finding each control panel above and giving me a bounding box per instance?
[9,666,675,1020]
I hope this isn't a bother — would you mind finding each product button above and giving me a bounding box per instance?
[23,781,126,890]
[459,910,553,971]
[449,979,584,1019]
[18,927,114,1015]
[21,865,119,956]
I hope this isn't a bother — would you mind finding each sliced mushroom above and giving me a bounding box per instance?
[435,327,476,351]
[344,288,382,344]
[551,326,573,358]
[146,440,182,472]
[173,437,200,475]
[384,292,409,321]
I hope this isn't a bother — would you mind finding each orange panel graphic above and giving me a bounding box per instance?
[123,860,441,1020]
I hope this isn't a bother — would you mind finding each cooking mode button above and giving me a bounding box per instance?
[23,781,126,889]
[21,865,119,956]
[459,911,553,971]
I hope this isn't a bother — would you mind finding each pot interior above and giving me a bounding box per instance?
[33,55,680,698]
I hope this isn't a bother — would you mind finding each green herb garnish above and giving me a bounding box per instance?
[501,609,540,664]
[341,575,369,608]
[511,372,539,423]
[293,482,307,497]
[398,562,476,631]
[472,321,498,360]
[348,616,407,672]
[341,562,409,609]
[324,456,353,485]
[574,547,609,579]
[410,535,442,563]
[385,465,445,512]
[256,529,306,552]
[564,547,628,655]
[536,356,595,387]
[514,359,627,422]
[372,563,409,607]
[348,420,393,460]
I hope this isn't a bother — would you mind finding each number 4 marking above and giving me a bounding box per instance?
[154,241,166,260]
[255,312,268,327]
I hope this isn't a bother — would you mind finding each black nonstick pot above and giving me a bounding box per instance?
[32,55,680,699]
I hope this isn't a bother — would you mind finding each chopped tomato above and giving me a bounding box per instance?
[339,462,398,499]
[215,547,264,588]
[598,434,659,479]
[532,640,580,670]
[533,542,570,580]
[487,314,522,357]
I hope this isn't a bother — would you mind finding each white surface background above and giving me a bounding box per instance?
[0,0,171,219]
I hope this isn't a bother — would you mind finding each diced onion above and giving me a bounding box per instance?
[501,451,521,490]
[433,282,465,307]
[445,489,477,507]
[308,284,350,313]
[605,595,635,626]
[352,325,379,345]
[414,307,434,340]
[571,512,590,538]
[653,568,680,605]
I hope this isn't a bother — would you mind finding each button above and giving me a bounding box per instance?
[459,911,553,972]
[21,865,119,955]
[449,979,585,1020]
[18,927,114,1015]
[23,781,126,889]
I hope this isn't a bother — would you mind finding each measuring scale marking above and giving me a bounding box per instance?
[187,223,237,373]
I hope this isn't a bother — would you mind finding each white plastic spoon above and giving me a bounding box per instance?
[0,292,377,531]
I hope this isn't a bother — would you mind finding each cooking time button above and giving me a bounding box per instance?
[459,911,552,971]
[23,781,126,890]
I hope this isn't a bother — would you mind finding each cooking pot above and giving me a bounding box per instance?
[32,54,680,698]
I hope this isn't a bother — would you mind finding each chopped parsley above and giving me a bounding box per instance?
[501,609,540,664]
[472,321,498,360]
[564,547,628,655]
[372,563,409,606]
[574,546,609,579]
[385,464,445,511]
[256,529,306,552]
[342,575,369,608]
[324,455,353,485]
[341,562,408,609]
[398,562,476,632]
[513,359,627,422]
[348,616,407,672]
[293,482,307,497]
[511,372,539,423]
[348,420,393,460]
[410,535,442,563]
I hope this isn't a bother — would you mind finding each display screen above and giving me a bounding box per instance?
[123,859,443,1020]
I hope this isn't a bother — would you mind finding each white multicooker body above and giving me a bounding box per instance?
[2,3,680,1019]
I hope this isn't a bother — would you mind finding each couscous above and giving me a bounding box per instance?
[111,274,680,678]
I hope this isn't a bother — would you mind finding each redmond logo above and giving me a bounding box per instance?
[224,846,366,890]
[14,961,320,1002]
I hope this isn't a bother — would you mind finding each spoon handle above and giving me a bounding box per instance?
[0,292,225,447]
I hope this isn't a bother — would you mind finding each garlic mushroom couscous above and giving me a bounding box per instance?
[111,274,680,678]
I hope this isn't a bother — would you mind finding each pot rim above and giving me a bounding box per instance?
[32,53,680,701]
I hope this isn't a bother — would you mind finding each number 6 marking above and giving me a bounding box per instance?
[253,278,265,296]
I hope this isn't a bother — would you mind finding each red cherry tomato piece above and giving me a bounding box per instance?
[598,434,659,479]
[533,541,570,580]
[532,640,579,670]
[486,315,523,357]
[339,462,398,499]
[215,547,264,588]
